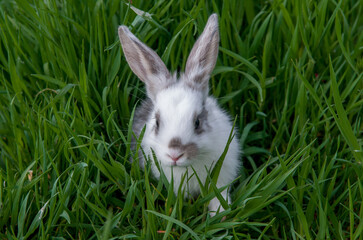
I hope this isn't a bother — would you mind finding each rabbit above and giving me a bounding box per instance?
[118,14,240,216]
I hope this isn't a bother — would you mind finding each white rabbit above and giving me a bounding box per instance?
[118,14,240,216]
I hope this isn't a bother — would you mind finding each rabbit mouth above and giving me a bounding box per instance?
[163,156,191,167]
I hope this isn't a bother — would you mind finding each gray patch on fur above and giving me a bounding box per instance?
[169,137,182,149]
[194,108,210,135]
[193,72,206,84]
[184,142,198,158]
[168,137,199,158]
[131,98,154,151]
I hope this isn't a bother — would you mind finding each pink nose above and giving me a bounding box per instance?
[168,153,184,162]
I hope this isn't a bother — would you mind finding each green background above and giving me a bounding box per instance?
[0,0,362,239]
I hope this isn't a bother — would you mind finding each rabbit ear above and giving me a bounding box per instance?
[184,14,219,96]
[118,26,172,101]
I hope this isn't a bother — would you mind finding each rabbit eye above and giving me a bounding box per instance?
[194,118,200,129]
[154,112,160,133]
[194,109,208,135]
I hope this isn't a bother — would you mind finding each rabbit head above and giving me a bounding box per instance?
[118,14,220,167]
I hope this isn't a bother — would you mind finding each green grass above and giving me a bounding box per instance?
[0,0,362,239]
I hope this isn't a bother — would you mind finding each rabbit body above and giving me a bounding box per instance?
[119,14,240,215]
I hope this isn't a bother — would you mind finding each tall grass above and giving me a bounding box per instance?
[0,0,362,239]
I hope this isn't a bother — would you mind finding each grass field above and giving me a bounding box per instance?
[0,0,362,239]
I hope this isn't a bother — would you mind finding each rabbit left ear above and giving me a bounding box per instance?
[118,26,173,101]
[184,14,219,96]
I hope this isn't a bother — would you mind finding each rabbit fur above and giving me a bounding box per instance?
[118,14,240,216]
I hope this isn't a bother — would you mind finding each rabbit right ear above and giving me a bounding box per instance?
[184,14,219,98]
[118,26,173,101]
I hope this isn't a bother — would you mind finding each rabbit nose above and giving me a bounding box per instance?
[168,153,184,162]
